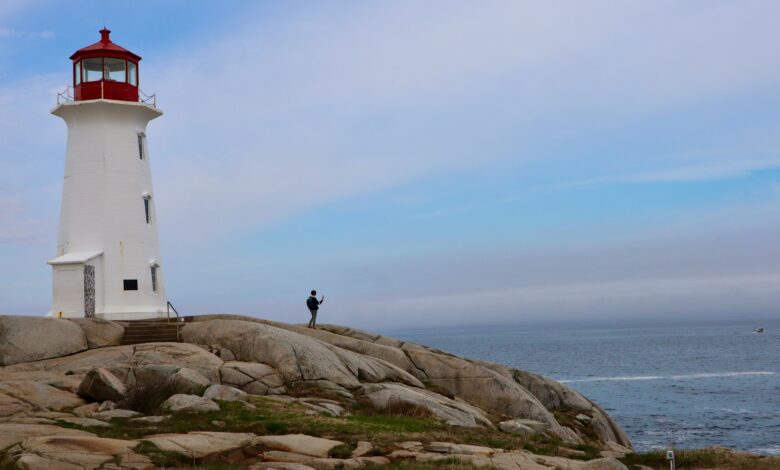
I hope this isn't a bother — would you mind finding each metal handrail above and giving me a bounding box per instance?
[57,86,74,104]
[139,89,157,107]
[166,301,182,341]
[55,85,157,107]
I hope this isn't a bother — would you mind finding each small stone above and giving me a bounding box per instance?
[130,415,168,424]
[72,402,101,417]
[98,400,118,411]
[89,409,141,420]
[59,416,111,427]
[212,420,226,427]
[352,441,373,457]
[386,450,418,460]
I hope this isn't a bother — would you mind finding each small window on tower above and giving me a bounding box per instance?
[75,61,82,86]
[123,279,138,291]
[151,266,158,292]
[143,196,151,224]
[137,134,145,160]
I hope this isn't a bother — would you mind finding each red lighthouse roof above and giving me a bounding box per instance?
[70,28,143,103]
[70,28,141,62]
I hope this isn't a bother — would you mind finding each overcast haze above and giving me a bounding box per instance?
[1,1,779,330]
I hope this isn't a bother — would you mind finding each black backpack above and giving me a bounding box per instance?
[306,297,318,310]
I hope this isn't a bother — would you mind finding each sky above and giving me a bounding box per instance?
[1,1,779,330]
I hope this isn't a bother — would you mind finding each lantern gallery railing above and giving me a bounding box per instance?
[139,89,157,107]
[57,86,74,104]
[56,85,157,107]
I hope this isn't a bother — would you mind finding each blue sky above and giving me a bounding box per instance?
[1,1,780,329]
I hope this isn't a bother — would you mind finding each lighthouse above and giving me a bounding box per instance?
[48,29,167,320]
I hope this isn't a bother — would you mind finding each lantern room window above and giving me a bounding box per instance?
[82,58,103,82]
[74,61,82,85]
[103,58,126,82]
[128,62,138,86]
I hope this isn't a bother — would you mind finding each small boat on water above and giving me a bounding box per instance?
[753,328,764,334]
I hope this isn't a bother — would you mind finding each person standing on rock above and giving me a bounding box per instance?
[307,290,324,329]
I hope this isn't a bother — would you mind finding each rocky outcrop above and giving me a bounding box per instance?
[0,316,87,366]
[220,361,287,395]
[362,382,492,428]
[0,314,636,469]
[182,319,422,389]
[67,318,125,349]
[144,431,255,458]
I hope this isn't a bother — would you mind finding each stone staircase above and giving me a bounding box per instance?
[120,318,183,345]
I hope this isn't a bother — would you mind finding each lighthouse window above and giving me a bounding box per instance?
[143,197,151,224]
[123,279,138,291]
[103,58,126,82]
[151,266,158,292]
[83,58,103,82]
[74,61,82,86]
[128,62,137,86]
[137,134,145,160]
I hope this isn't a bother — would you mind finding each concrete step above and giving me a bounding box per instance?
[120,319,182,345]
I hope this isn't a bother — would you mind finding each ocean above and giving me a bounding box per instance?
[391,319,780,455]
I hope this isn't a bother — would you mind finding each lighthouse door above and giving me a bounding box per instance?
[52,266,85,317]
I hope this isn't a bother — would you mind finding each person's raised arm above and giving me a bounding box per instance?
[320,295,325,304]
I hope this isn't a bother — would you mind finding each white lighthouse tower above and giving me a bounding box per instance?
[49,28,167,320]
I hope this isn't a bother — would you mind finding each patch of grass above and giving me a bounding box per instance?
[328,443,353,459]
[621,448,780,470]
[570,443,601,460]
[134,440,189,467]
[365,458,497,469]
[60,395,570,462]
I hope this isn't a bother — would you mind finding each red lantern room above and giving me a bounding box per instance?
[70,28,141,102]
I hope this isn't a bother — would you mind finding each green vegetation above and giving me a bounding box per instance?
[365,459,496,469]
[620,448,780,470]
[134,440,190,467]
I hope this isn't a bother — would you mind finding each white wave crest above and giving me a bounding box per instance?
[559,371,776,384]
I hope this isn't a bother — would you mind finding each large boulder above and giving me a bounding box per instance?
[77,367,127,402]
[203,384,247,402]
[144,431,254,459]
[400,343,558,427]
[162,394,220,413]
[220,361,287,395]
[362,382,492,428]
[66,318,125,349]
[163,367,211,395]
[182,320,421,389]
[0,316,87,366]
[254,434,345,458]
[7,435,140,469]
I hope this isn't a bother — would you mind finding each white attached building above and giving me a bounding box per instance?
[49,28,167,320]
